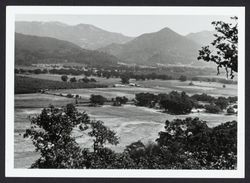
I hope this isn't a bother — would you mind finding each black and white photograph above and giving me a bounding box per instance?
[5,6,245,178]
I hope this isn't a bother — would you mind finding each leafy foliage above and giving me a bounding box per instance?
[89,95,107,106]
[198,17,238,78]
[24,104,118,168]
[159,91,194,114]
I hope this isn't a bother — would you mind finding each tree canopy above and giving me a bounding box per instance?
[198,16,238,78]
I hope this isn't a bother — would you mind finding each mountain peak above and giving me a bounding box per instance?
[156,27,181,36]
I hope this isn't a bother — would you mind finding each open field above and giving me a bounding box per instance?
[53,79,237,100]
[15,103,237,168]
[14,74,237,168]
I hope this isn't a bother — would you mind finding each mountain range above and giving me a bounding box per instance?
[99,27,206,66]
[186,30,215,46]
[15,21,133,50]
[15,33,120,66]
[15,21,215,67]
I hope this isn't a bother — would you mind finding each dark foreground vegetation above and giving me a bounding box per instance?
[15,75,106,94]
[24,104,237,169]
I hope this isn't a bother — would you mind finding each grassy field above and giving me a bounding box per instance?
[15,102,237,168]
[15,75,107,94]
[14,73,238,168]
[52,79,237,101]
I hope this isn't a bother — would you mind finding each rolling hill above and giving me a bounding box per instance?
[99,27,204,66]
[15,33,120,66]
[15,21,133,50]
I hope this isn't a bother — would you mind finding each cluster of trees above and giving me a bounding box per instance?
[135,91,195,115]
[191,93,237,114]
[89,95,129,107]
[61,75,96,83]
[134,92,237,115]
[112,96,129,106]
[24,104,237,169]
[15,68,48,74]
[191,76,237,85]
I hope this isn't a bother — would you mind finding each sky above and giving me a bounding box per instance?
[15,15,232,37]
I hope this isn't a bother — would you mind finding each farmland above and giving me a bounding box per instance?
[14,73,237,168]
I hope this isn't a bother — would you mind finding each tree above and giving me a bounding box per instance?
[135,93,158,107]
[215,97,229,110]
[90,95,107,106]
[61,75,68,82]
[159,91,194,114]
[198,17,238,78]
[121,75,130,84]
[204,104,221,113]
[23,104,89,168]
[156,118,237,169]
[113,96,128,106]
[227,107,235,114]
[179,75,187,82]
[23,104,119,168]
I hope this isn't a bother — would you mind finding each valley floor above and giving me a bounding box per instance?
[14,78,237,168]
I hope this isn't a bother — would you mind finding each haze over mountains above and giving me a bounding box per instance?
[15,21,215,67]
[15,21,133,50]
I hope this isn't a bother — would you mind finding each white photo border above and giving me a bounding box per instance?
[6,6,245,178]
